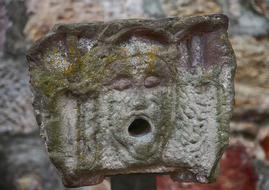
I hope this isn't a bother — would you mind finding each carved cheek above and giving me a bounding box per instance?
[112,78,132,91]
[102,90,132,119]
[144,76,160,88]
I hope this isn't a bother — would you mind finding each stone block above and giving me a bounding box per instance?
[27,14,236,187]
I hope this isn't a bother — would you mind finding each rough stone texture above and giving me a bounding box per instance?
[1,1,110,190]
[258,128,269,161]
[0,0,38,135]
[24,0,149,41]
[230,36,269,139]
[2,0,269,189]
[157,142,258,190]
[218,0,269,36]
[24,0,224,42]
[0,58,37,134]
[0,0,8,57]
[0,134,66,190]
[0,1,69,190]
[161,0,221,17]
[27,14,236,187]
[231,36,269,89]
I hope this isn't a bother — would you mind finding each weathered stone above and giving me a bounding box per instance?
[230,36,269,132]
[161,0,221,17]
[23,0,222,42]
[157,143,259,190]
[231,36,269,90]
[24,0,149,41]
[0,0,8,57]
[0,134,65,190]
[143,0,165,18]
[0,59,37,135]
[24,0,105,41]
[218,0,269,36]
[254,160,269,190]
[0,1,74,190]
[251,0,269,19]
[0,0,37,135]
[27,14,236,187]
[258,128,269,161]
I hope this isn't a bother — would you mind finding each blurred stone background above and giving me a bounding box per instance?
[0,0,269,189]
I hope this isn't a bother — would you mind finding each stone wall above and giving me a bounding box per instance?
[0,0,269,190]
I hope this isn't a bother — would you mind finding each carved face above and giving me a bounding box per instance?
[27,14,236,187]
[97,37,173,160]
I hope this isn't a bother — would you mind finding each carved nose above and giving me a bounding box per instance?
[132,97,147,110]
[128,118,151,137]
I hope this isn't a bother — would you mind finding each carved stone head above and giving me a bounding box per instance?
[27,14,236,187]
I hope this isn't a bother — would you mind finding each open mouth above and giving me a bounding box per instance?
[128,118,152,137]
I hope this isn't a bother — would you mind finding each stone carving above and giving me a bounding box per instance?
[26,14,236,187]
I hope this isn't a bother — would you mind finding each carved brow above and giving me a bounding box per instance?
[106,27,172,45]
[174,19,228,42]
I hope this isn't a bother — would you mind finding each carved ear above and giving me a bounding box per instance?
[175,14,233,72]
[27,30,96,73]
[26,24,104,97]
[26,21,112,73]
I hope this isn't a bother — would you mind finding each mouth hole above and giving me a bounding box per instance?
[128,118,151,137]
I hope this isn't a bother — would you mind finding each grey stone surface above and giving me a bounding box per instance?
[0,59,36,134]
[0,1,71,189]
[0,134,65,190]
[0,0,8,57]
[2,0,269,189]
[27,14,236,187]
[143,0,165,18]
[218,0,269,36]
[254,160,269,190]
[0,0,36,135]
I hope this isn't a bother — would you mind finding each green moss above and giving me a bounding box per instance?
[50,153,69,175]
[46,119,62,151]
[33,72,64,97]
[144,52,157,75]
[76,102,84,169]
[208,91,227,181]
[33,44,174,97]
[44,96,71,174]
[45,97,64,153]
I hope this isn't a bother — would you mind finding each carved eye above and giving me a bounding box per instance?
[113,78,132,91]
[144,76,160,88]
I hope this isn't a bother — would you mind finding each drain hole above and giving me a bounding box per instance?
[128,118,151,137]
